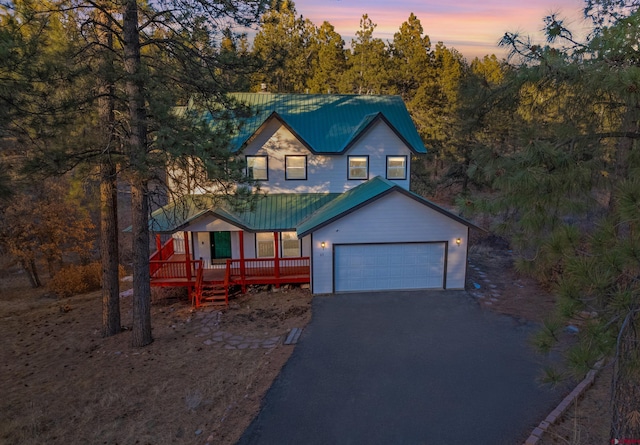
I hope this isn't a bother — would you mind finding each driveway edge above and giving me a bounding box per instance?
[523,360,606,445]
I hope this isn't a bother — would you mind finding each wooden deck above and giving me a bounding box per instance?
[149,247,310,308]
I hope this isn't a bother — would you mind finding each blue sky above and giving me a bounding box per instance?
[292,0,590,60]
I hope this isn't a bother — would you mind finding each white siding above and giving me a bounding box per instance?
[186,217,241,233]
[301,235,312,257]
[311,192,468,294]
[243,119,413,193]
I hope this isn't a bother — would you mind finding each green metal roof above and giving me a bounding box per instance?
[149,178,482,235]
[223,93,427,154]
[149,193,339,233]
[296,177,396,237]
[233,193,338,230]
[296,176,483,237]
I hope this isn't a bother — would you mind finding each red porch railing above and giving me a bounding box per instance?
[149,236,311,308]
[150,237,176,275]
[227,257,310,283]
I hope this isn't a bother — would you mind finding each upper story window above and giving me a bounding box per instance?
[348,156,369,180]
[256,232,274,258]
[281,232,301,257]
[246,155,268,180]
[285,155,307,180]
[386,156,407,180]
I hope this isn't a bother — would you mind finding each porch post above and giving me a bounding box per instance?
[239,231,246,290]
[273,232,280,286]
[184,231,192,281]
[155,234,162,260]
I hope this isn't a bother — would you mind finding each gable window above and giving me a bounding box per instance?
[348,156,368,180]
[246,156,268,180]
[281,232,301,257]
[256,232,274,258]
[285,155,307,180]
[386,156,407,180]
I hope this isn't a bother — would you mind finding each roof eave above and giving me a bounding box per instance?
[340,112,426,155]
[238,111,319,154]
[297,182,484,237]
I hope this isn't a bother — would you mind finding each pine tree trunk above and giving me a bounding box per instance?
[101,161,121,337]
[29,259,41,288]
[20,259,41,288]
[124,0,152,347]
[98,6,121,338]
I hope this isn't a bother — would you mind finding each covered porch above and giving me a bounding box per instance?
[149,232,311,307]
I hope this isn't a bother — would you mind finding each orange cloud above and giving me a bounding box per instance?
[295,0,587,59]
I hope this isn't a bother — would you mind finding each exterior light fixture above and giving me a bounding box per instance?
[321,241,326,249]
[456,238,462,246]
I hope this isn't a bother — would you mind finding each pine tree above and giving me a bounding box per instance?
[341,14,390,95]
[472,2,640,436]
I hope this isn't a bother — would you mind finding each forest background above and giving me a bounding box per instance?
[1,0,639,438]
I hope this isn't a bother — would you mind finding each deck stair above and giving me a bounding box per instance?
[199,284,229,306]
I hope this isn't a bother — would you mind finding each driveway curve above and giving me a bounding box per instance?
[238,290,565,445]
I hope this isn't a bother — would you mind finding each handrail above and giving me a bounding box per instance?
[149,238,175,275]
[194,260,204,308]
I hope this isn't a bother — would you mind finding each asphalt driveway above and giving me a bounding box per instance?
[238,290,565,445]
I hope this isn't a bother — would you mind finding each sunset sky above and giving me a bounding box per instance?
[292,0,590,60]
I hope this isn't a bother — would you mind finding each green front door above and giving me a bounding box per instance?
[210,231,232,259]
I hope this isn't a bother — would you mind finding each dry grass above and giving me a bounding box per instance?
[0,263,312,445]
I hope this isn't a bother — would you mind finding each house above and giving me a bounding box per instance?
[149,93,479,303]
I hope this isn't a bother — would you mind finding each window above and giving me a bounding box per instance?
[386,156,407,180]
[256,232,275,258]
[281,232,301,257]
[246,156,268,180]
[348,156,368,180]
[285,156,307,180]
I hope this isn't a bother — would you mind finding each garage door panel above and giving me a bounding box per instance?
[335,243,445,292]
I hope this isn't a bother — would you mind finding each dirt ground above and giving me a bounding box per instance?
[0,265,312,445]
[1,239,610,445]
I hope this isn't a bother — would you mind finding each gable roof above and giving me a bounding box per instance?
[225,93,427,155]
[296,177,482,237]
[149,178,482,236]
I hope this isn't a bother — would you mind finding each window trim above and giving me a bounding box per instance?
[348,155,369,180]
[246,155,268,181]
[284,155,307,180]
[255,232,275,258]
[386,155,408,180]
[280,232,301,257]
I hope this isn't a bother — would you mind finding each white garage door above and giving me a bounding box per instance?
[334,243,445,292]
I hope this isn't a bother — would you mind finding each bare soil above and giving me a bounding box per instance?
[0,240,610,445]
[0,265,311,445]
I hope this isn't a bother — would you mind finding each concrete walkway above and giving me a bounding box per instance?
[238,290,566,445]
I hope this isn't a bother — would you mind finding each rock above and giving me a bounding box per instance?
[195,429,203,436]
[565,325,580,334]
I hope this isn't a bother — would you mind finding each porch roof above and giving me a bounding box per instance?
[149,193,339,233]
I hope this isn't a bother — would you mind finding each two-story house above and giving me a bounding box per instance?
[149,93,477,302]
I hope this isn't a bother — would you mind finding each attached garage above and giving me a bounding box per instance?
[334,243,446,292]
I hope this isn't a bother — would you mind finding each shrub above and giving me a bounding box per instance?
[49,262,125,297]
